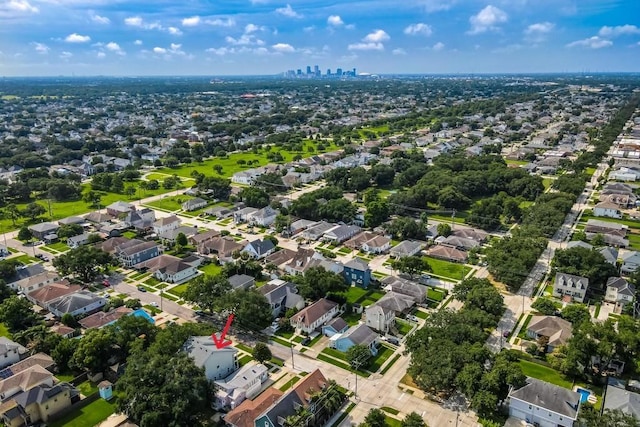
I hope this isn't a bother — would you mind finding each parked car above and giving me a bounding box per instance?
[300,337,311,346]
[137,286,147,292]
[406,314,419,323]
[386,336,400,345]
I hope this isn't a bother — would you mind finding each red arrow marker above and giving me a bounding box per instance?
[212,314,234,349]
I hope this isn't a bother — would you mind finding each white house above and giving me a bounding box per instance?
[365,304,395,334]
[553,273,589,303]
[605,277,636,310]
[67,232,90,249]
[290,298,340,334]
[183,336,239,381]
[155,260,199,283]
[593,201,623,219]
[182,197,207,212]
[508,378,581,427]
[248,206,278,227]
[214,362,269,410]
[621,251,640,274]
[361,235,391,254]
[231,170,259,185]
[242,239,276,259]
[47,290,107,318]
[0,338,26,369]
[153,215,181,236]
[389,240,424,258]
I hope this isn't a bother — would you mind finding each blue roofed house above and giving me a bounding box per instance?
[183,336,239,381]
[342,258,372,288]
[321,317,349,337]
[329,324,379,356]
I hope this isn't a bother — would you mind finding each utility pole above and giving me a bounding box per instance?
[290,342,295,370]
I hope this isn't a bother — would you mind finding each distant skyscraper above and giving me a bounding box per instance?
[352,68,357,76]
[336,68,343,76]
[297,69,302,75]
[314,65,320,76]
[326,69,331,76]
[306,65,312,75]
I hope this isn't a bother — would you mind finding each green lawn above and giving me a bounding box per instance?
[169,283,189,297]
[385,416,402,427]
[427,288,446,302]
[147,195,196,212]
[542,178,554,190]
[156,141,339,179]
[423,256,471,281]
[48,398,115,427]
[505,159,529,166]
[279,376,301,392]
[12,254,40,265]
[0,323,11,339]
[271,336,292,347]
[519,360,573,389]
[396,320,413,336]
[517,314,534,340]
[239,354,253,366]
[199,262,222,276]
[46,241,70,252]
[380,354,402,375]
[369,346,395,372]
[414,310,429,320]
[343,287,369,304]
[76,381,99,396]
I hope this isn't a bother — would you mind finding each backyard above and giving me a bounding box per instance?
[48,398,115,427]
[423,256,472,281]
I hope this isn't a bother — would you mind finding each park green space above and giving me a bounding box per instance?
[146,195,196,212]
[48,398,115,427]
[156,140,339,179]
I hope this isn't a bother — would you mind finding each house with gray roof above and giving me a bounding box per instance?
[508,378,581,426]
[242,239,276,259]
[0,381,79,426]
[0,338,27,370]
[381,277,427,303]
[375,291,415,315]
[553,272,589,303]
[603,377,640,420]
[605,277,636,310]
[342,258,372,288]
[527,316,573,353]
[248,206,277,227]
[67,232,90,249]
[182,197,207,212]
[106,201,134,218]
[365,304,395,334]
[599,246,619,266]
[301,221,335,241]
[321,317,349,337]
[27,222,59,240]
[47,290,107,318]
[322,224,361,243]
[290,298,339,334]
[390,240,424,258]
[257,279,305,318]
[228,274,255,290]
[329,324,379,356]
[183,336,239,381]
[214,362,269,410]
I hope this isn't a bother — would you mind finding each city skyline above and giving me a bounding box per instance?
[1,0,639,77]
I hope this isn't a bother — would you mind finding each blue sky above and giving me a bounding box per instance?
[0,0,639,76]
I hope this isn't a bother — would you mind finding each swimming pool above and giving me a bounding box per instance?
[576,387,591,403]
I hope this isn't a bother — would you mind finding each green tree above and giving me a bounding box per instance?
[182,275,231,313]
[175,232,188,247]
[552,246,618,290]
[51,338,80,372]
[53,246,116,283]
[22,202,46,221]
[117,342,213,427]
[364,200,390,228]
[561,304,591,327]
[0,295,40,331]
[82,191,102,208]
[239,187,270,208]
[360,408,387,427]
[346,344,371,370]
[531,298,558,315]
[437,223,452,237]
[61,313,78,328]
[401,412,427,427]
[252,342,272,364]
[57,223,84,239]
[219,289,273,331]
[17,226,33,242]
[291,267,348,300]
[392,256,431,277]
[71,327,117,373]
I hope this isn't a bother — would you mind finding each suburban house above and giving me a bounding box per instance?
[155,258,199,283]
[106,201,134,218]
[9,271,60,294]
[602,377,640,419]
[47,290,107,318]
[228,274,256,290]
[361,235,392,254]
[26,281,82,308]
[381,277,427,303]
[0,381,78,427]
[452,228,488,242]
[621,251,640,274]
[115,239,161,267]
[342,258,372,288]
[189,229,221,247]
[0,353,55,379]
[283,248,325,276]
[365,304,396,334]
[248,206,278,227]
[585,219,628,237]
[152,215,181,236]
[79,307,133,330]
[329,324,379,356]
[253,370,334,427]
[233,207,259,224]
[0,365,55,402]
[290,298,340,334]
[182,197,207,212]
[426,245,468,263]
[0,338,26,370]
[66,232,90,249]
[440,236,480,251]
[599,246,619,266]
[257,280,305,319]
[553,273,589,303]
[605,277,636,310]
[375,292,415,315]
[27,222,59,241]
[242,239,276,259]
[593,201,623,219]
[214,362,269,410]
[322,224,361,244]
[158,225,199,243]
[183,336,239,381]
[321,317,349,337]
[526,316,573,353]
[390,240,424,258]
[508,378,581,427]
[224,388,284,427]
[302,221,336,241]
[198,236,247,262]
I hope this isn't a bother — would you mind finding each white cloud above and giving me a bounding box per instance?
[432,41,445,51]
[276,4,302,18]
[0,0,38,18]
[60,51,72,59]
[525,22,554,35]
[97,51,106,58]
[272,43,295,52]
[134,39,142,45]
[32,42,49,54]
[245,23,263,33]
[65,33,91,43]
[225,34,264,46]
[303,26,315,33]
[205,17,235,27]
[89,11,109,25]
[416,0,457,12]
[598,25,640,37]
[468,5,508,34]
[348,42,384,51]
[327,15,344,26]
[170,43,182,51]
[153,47,167,54]
[567,36,612,49]
[124,16,143,27]
[392,48,407,55]
[404,23,433,36]
[105,42,125,55]
[182,16,200,27]
[206,47,231,55]
[168,26,182,35]
[364,29,390,43]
